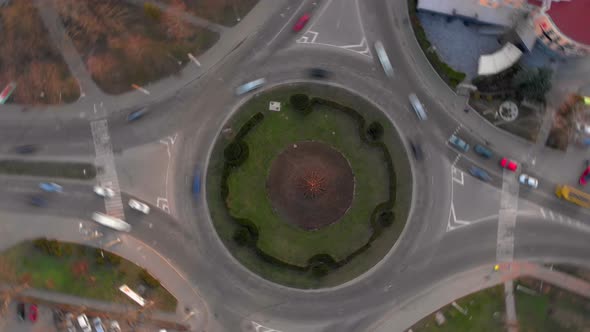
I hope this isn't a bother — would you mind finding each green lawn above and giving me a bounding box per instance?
[412,286,505,332]
[0,160,96,179]
[516,280,590,332]
[226,99,388,267]
[207,83,412,288]
[1,241,177,312]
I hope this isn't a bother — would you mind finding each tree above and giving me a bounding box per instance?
[290,94,311,112]
[512,67,553,102]
[224,140,249,166]
[162,0,193,40]
[233,227,253,246]
[377,210,395,227]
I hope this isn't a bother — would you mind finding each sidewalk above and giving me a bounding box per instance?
[0,0,288,121]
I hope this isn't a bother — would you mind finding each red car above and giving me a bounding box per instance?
[28,304,38,322]
[500,157,518,172]
[580,166,590,185]
[293,13,310,32]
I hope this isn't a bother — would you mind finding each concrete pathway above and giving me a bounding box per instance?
[33,0,104,100]
[504,280,518,332]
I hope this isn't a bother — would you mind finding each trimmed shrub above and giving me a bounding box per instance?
[311,262,330,277]
[378,210,395,227]
[233,227,253,246]
[224,140,249,166]
[139,268,161,288]
[33,238,64,257]
[290,94,311,114]
[144,3,163,21]
[235,112,264,141]
[366,122,384,142]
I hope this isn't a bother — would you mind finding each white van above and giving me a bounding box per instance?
[91,212,131,232]
[408,93,428,120]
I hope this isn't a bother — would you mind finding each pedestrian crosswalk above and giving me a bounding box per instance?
[90,118,124,219]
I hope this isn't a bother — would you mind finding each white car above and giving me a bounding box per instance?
[94,185,115,198]
[129,199,150,214]
[77,314,91,332]
[109,321,121,332]
[519,173,539,189]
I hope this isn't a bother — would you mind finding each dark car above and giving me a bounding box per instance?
[308,68,330,79]
[14,144,38,154]
[469,166,491,182]
[127,108,147,122]
[17,302,25,321]
[474,144,492,159]
[30,195,47,207]
[410,141,423,160]
[192,168,201,196]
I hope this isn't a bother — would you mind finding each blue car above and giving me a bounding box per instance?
[30,195,47,207]
[449,134,469,152]
[474,144,493,159]
[192,173,201,195]
[127,108,147,122]
[39,182,62,193]
[469,167,491,182]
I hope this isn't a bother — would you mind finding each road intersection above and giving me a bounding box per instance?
[0,0,589,331]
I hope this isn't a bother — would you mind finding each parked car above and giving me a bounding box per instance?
[129,199,150,214]
[519,173,539,188]
[579,165,590,185]
[235,78,266,95]
[127,108,147,122]
[109,320,121,332]
[14,144,38,154]
[53,309,64,326]
[500,157,518,172]
[65,313,75,332]
[93,317,105,332]
[29,195,47,207]
[448,134,469,152]
[94,185,115,198]
[308,68,330,79]
[17,302,25,321]
[469,166,491,182]
[293,13,310,32]
[39,182,62,193]
[77,314,92,332]
[410,141,423,161]
[474,144,493,159]
[408,94,427,120]
[28,304,38,322]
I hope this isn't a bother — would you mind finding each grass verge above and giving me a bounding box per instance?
[0,160,96,179]
[411,285,505,331]
[207,83,412,288]
[0,240,177,312]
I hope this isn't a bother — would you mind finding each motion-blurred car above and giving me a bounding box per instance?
[14,144,38,154]
[39,182,62,193]
[500,157,518,172]
[293,13,310,32]
[410,141,423,161]
[77,314,92,332]
[235,78,266,95]
[408,94,427,121]
[519,173,539,188]
[28,304,38,322]
[65,313,75,332]
[127,108,147,122]
[17,302,25,321]
[193,170,201,197]
[94,185,115,198]
[469,166,491,182]
[308,68,330,79]
[129,199,150,214]
[92,317,105,332]
[449,134,469,152]
[579,166,590,185]
[109,320,121,332]
[30,195,47,207]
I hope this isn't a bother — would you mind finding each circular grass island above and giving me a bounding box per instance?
[207,84,412,288]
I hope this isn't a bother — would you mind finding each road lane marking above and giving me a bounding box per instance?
[540,208,546,218]
[252,321,283,332]
[267,0,308,46]
[451,166,464,185]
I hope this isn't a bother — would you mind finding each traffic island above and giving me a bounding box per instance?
[207,83,412,288]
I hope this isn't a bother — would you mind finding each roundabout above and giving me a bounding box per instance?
[206,83,413,287]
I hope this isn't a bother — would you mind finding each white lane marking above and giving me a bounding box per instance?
[451,166,464,185]
[452,154,461,167]
[252,321,283,332]
[548,210,555,220]
[157,197,170,213]
[540,208,546,218]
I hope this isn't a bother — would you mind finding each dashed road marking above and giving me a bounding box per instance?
[251,321,283,332]
[540,208,546,218]
[157,197,170,213]
[451,166,464,185]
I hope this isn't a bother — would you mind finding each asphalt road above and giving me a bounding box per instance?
[0,0,589,331]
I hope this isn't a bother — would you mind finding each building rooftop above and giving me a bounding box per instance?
[529,0,590,45]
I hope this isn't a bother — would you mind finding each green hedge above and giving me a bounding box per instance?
[408,0,466,88]
[221,97,399,276]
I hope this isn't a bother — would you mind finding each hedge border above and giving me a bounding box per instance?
[220,97,398,275]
